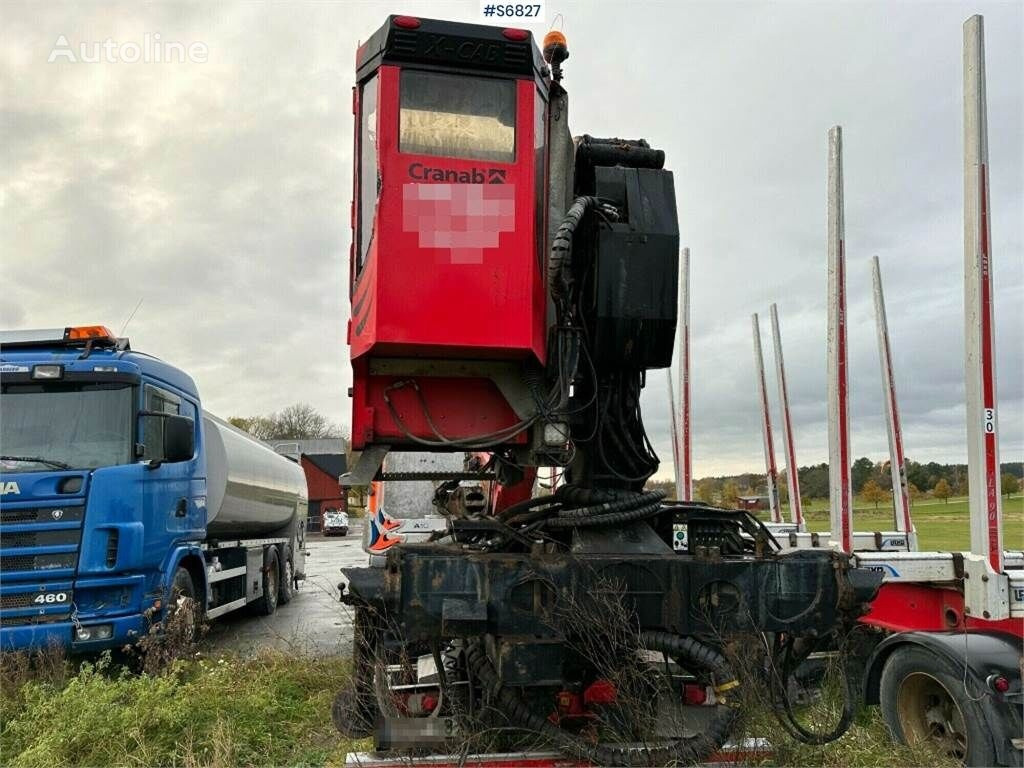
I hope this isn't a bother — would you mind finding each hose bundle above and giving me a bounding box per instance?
[466,631,738,767]
[498,485,666,531]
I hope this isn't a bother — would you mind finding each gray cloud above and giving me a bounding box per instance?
[1,1,1020,479]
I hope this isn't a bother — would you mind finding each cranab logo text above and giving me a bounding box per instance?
[408,163,506,184]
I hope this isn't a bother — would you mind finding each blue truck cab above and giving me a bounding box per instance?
[0,326,307,652]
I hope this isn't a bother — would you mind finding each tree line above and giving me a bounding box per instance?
[228,403,346,444]
[652,458,1023,507]
[229,405,1019,506]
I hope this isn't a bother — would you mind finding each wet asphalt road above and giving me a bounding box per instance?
[202,523,367,658]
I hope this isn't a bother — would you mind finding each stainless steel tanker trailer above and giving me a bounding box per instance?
[199,412,309,621]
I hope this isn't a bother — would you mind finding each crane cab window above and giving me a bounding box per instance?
[399,70,515,163]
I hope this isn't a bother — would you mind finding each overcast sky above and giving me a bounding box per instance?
[2,1,1021,478]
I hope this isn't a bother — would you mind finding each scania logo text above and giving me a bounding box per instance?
[408,163,506,184]
[1,481,21,496]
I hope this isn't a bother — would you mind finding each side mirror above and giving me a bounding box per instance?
[163,415,195,463]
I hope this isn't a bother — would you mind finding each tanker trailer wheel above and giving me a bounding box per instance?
[278,549,295,605]
[254,546,280,616]
[879,646,995,766]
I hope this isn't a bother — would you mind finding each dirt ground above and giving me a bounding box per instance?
[202,523,367,657]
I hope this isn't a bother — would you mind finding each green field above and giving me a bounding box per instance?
[763,494,1023,551]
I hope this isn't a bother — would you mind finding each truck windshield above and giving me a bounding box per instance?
[0,382,133,472]
[400,70,515,163]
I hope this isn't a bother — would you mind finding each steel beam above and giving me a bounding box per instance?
[665,369,683,499]
[770,304,803,528]
[963,14,1003,571]
[678,247,693,500]
[827,126,853,552]
[752,313,781,522]
[871,257,914,547]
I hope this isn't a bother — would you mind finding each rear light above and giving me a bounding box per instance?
[682,683,708,705]
[988,674,1010,693]
[502,28,529,41]
[393,16,420,29]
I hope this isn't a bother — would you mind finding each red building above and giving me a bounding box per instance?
[737,495,769,511]
[273,440,347,533]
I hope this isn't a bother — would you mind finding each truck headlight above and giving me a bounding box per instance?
[32,364,64,380]
[74,624,113,642]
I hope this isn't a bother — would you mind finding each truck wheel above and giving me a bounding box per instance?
[278,553,295,605]
[254,547,280,616]
[879,646,995,766]
[168,567,201,641]
[332,606,378,738]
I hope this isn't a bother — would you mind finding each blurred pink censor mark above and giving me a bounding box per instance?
[403,183,516,264]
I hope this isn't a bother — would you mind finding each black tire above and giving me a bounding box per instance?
[171,566,196,603]
[254,546,280,616]
[278,550,295,605]
[339,528,348,537]
[168,566,202,641]
[879,645,996,767]
[332,606,378,738]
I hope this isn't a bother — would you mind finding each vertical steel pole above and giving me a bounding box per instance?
[827,126,854,552]
[872,256,914,546]
[752,313,781,522]
[679,247,693,500]
[666,369,683,499]
[770,304,803,527]
[964,15,1003,570]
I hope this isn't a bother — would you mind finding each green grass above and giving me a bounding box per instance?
[767,494,1023,551]
[0,650,360,768]
[0,646,951,768]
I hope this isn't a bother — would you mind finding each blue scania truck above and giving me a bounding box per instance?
[0,325,308,652]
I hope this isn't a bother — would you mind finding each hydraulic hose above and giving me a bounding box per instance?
[549,195,599,303]
[466,631,738,767]
[768,634,857,745]
[498,487,667,531]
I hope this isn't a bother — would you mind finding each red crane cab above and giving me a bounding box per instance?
[348,16,550,453]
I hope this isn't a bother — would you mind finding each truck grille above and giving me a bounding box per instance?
[106,529,119,567]
[0,552,77,572]
[1,505,83,524]
[0,588,73,611]
[0,613,69,627]
[1,592,43,609]
[0,529,81,549]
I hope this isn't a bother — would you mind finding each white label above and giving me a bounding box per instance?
[479,2,546,23]
[983,408,996,434]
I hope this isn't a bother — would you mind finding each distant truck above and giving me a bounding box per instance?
[0,326,308,652]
